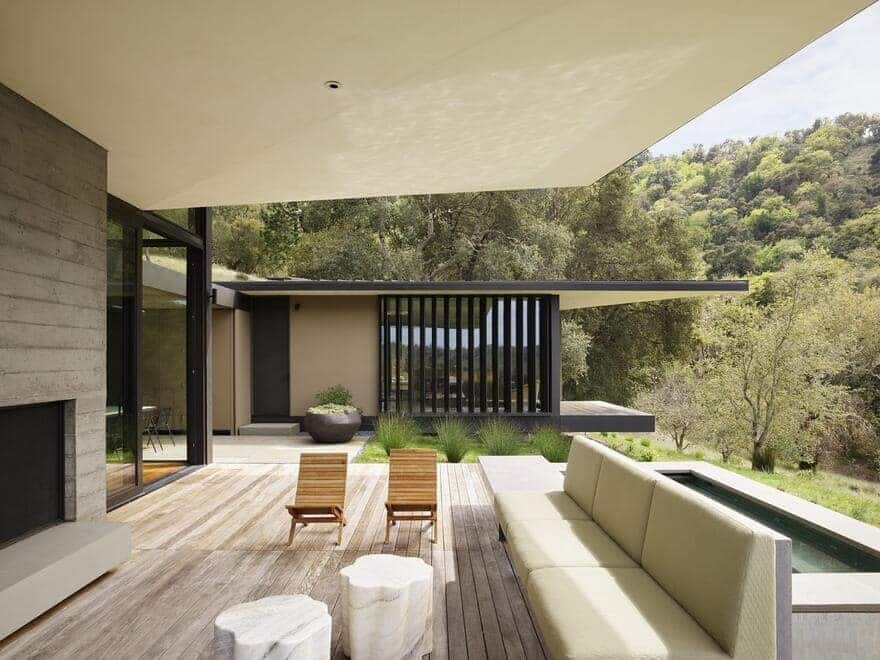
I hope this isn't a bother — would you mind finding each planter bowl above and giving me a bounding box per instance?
[304,411,362,444]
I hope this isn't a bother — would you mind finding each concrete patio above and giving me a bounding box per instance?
[140,434,368,464]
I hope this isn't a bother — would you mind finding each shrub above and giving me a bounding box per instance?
[434,417,470,463]
[637,448,656,462]
[307,403,358,414]
[752,444,776,472]
[478,418,521,455]
[314,384,354,407]
[530,426,571,463]
[640,438,651,448]
[374,413,419,455]
[850,503,868,521]
[608,436,640,460]
[694,450,705,460]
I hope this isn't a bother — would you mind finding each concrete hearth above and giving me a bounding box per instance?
[0,522,131,640]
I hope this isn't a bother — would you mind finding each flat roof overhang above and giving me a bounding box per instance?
[0,2,870,209]
[217,279,747,310]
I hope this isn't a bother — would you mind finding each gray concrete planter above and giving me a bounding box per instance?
[304,411,362,443]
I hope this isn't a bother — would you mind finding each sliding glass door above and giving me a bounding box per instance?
[105,219,139,498]
[105,198,209,507]
[140,232,190,484]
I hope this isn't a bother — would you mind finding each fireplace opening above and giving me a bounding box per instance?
[0,401,65,546]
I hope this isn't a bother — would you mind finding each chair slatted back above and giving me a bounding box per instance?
[295,453,348,508]
[388,449,437,505]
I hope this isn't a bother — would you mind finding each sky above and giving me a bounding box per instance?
[651,2,880,155]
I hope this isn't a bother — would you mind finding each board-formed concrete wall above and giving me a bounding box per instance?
[142,305,187,430]
[0,83,108,521]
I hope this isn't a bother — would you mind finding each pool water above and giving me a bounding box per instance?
[667,473,880,574]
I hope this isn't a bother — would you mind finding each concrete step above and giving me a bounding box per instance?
[238,422,301,436]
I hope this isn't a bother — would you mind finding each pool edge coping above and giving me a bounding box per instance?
[647,460,880,615]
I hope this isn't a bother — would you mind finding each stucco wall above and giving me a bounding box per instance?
[0,83,108,520]
[289,296,378,415]
[212,308,234,432]
[233,308,252,430]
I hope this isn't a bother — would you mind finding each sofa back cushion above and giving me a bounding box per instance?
[590,451,657,563]
[563,437,606,516]
[641,478,763,656]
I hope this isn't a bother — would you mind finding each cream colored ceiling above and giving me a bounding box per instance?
[0,1,871,209]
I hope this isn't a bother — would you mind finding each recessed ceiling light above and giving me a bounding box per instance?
[324,80,342,90]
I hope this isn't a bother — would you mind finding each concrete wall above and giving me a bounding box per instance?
[233,308,252,431]
[0,83,108,521]
[141,305,187,430]
[290,295,378,415]
[212,308,234,432]
[793,612,880,660]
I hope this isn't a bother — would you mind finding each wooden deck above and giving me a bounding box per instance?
[0,464,546,659]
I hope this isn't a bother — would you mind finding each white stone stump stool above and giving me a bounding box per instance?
[339,554,433,659]
[214,594,331,660]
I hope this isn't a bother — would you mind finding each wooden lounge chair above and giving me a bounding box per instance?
[285,453,348,545]
[385,448,438,543]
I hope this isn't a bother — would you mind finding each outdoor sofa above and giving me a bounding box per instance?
[494,436,777,659]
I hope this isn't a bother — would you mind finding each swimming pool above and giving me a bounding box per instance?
[667,472,880,574]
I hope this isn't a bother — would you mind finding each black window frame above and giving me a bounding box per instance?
[105,195,210,510]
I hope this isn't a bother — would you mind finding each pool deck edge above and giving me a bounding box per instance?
[647,460,880,619]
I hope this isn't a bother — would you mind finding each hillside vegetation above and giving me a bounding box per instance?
[630,114,880,275]
[209,114,880,478]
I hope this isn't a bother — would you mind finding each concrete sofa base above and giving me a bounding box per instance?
[0,521,131,640]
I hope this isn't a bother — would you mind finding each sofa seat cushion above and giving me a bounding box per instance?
[505,519,636,583]
[527,567,729,660]
[494,491,589,535]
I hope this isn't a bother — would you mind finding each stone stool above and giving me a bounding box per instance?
[339,554,433,659]
[214,594,331,659]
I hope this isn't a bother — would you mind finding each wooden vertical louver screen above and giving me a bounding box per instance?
[378,295,549,415]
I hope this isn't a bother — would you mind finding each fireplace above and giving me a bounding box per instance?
[0,402,64,546]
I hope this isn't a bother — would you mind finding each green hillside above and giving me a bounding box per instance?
[210,114,880,478]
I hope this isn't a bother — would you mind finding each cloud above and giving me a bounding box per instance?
[651,2,880,155]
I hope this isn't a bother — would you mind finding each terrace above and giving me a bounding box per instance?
[1,463,545,659]
[1,1,877,658]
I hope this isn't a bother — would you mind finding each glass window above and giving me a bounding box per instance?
[105,197,207,506]
[141,237,189,484]
[150,208,193,231]
[105,220,138,499]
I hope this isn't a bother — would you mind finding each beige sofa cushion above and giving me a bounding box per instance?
[641,478,775,659]
[505,519,636,582]
[494,490,589,535]
[527,566,728,660]
[563,436,608,516]
[590,450,658,563]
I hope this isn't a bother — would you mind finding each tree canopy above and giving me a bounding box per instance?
[210,113,880,474]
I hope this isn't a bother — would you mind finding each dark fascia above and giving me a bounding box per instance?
[216,279,749,294]
[211,285,253,311]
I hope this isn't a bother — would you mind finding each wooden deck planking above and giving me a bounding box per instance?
[0,463,546,660]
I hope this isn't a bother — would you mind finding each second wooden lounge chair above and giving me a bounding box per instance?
[285,453,348,545]
[385,448,438,543]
